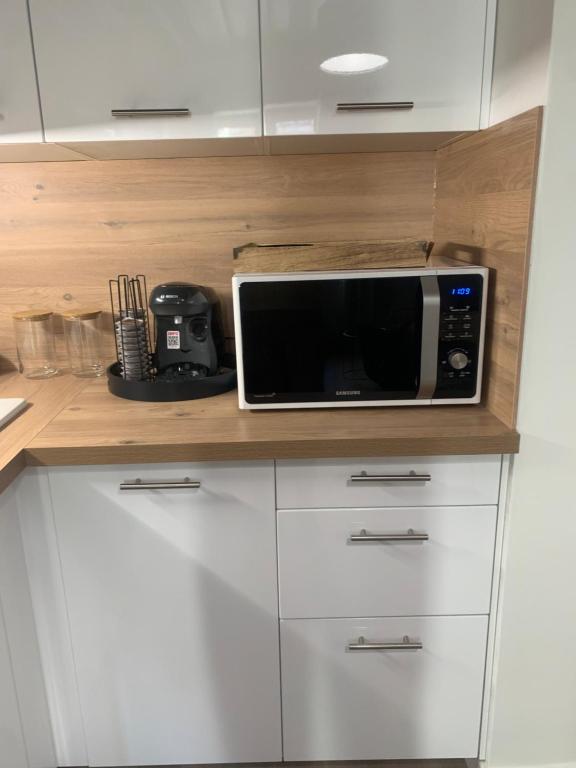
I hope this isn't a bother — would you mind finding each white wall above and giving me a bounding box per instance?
[486,1,576,765]
[489,0,554,125]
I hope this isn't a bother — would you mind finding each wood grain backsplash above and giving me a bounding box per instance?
[0,151,435,371]
[432,107,542,429]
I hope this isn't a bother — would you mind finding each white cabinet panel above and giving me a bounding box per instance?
[48,462,281,767]
[261,0,488,135]
[30,0,262,142]
[0,481,57,768]
[276,455,502,509]
[278,505,497,618]
[0,0,43,143]
[17,469,88,767]
[0,605,27,768]
[281,615,488,760]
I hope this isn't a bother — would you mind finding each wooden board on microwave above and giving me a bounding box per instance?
[232,239,431,273]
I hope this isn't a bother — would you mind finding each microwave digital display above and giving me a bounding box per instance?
[451,287,472,296]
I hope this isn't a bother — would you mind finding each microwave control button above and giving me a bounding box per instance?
[448,350,469,370]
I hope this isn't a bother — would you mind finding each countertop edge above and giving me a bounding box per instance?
[24,432,520,467]
[1,372,520,495]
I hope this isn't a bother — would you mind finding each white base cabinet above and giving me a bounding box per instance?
[46,462,281,767]
[280,615,489,761]
[13,454,504,766]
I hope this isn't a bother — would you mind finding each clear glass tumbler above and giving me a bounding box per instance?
[62,308,104,377]
[13,310,60,379]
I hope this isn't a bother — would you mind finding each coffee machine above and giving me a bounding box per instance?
[149,283,224,378]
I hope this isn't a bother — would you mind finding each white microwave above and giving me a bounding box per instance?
[232,266,488,410]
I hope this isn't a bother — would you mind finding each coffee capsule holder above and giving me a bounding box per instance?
[107,274,236,402]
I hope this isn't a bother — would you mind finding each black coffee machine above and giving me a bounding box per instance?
[149,283,224,378]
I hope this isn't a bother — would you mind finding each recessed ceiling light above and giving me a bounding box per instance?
[320,53,388,76]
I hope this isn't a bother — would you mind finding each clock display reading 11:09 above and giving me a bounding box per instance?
[450,287,472,296]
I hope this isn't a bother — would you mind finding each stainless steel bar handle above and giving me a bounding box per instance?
[418,274,440,399]
[349,528,429,543]
[111,108,191,117]
[337,101,414,111]
[348,635,422,652]
[120,477,201,491]
[350,473,431,483]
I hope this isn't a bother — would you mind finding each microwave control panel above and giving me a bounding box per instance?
[434,273,485,399]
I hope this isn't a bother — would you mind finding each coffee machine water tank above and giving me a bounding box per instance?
[149,283,224,377]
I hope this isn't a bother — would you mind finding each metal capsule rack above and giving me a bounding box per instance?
[109,275,155,381]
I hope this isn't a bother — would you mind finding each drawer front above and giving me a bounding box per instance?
[276,455,501,509]
[281,615,488,761]
[278,505,497,618]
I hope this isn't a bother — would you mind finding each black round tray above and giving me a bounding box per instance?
[107,362,237,402]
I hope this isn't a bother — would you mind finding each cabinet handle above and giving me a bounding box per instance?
[336,101,414,112]
[350,473,431,483]
[348,635,422,652]
[349,528,429,543]
[119,477,201,491]
[111,108,191,117]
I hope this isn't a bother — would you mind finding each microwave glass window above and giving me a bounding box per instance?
[239,277,424,404]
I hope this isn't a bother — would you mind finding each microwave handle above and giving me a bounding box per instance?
[417,275,440,399]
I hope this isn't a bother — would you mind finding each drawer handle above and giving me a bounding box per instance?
[350,472,431,483]
[119,477,201,491]
[348,635,422,652]
[336,101,414,112]
[111,108,191,117]
[349,528,429,543]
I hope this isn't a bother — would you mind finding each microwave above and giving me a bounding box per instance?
[232,267,488,410]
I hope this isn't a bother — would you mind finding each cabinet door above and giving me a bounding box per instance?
[30,0,261,142]
[281,616,488,761]
[48,462,281,767]
[0,0,43,143]
[261,0,488,135]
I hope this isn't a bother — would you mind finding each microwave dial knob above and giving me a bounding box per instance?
[448,350,469,370]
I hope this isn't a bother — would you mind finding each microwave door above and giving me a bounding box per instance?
[239,274,437,404]
[350,275,424,400]
[342,274,439,400]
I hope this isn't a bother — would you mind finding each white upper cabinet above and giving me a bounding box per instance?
[0,1,43,143]
[261,0,490,136]
[29,0,262,142]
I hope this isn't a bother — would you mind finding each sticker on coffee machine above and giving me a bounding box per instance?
[166,330,180,350]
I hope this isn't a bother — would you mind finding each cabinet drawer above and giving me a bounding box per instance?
[281,615,488,761]
[278,505,497,618]
[276,455,501,509]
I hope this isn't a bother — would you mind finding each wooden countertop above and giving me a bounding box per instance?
[0,372,87,492]
[0,372,519,491]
